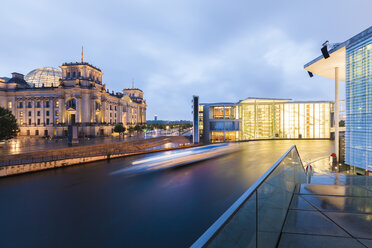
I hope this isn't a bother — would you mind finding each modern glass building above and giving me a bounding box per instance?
[199,98,333,143]
[305,26,371,172]
[346,31,372,170]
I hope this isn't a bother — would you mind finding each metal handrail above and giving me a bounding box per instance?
[190,145,300,248]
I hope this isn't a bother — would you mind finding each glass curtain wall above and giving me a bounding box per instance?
[208,105,240,142]
[242,101,331,140]
[241,104,255,140]
[345,38,372,170]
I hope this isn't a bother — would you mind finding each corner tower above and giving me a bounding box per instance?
[59,62,103,88]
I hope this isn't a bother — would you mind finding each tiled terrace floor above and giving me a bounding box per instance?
[278,183,372,248]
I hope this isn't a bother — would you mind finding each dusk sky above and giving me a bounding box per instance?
[1,0,371,120]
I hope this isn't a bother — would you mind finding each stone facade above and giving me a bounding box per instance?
[0,62,146,137]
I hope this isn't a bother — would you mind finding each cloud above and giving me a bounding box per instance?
[0,0,367,120]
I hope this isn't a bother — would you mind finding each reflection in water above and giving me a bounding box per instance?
[0,134,156,155]
[9,140,20,154]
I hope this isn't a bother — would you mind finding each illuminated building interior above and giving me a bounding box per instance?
[200,98,333,143]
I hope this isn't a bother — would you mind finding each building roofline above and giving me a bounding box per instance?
[123,88,143,92]
[61,62,102,72]
[304,26,372,69]
[200,102,237,106]
[288,100,334,103]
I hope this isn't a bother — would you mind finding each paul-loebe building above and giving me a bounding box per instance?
[0,60,146,137]
[305,26,371,172]
[199,98,333,143]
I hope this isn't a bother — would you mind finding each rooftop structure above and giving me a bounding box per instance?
[25,67,62,87]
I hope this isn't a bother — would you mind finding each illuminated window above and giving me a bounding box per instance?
[8,102,12,109]
[55,101,59,108]
[55,110,59,116]
[20,119,23,125]
[20,111,23,117]
[212,106,224,119]
[56,118,59,124]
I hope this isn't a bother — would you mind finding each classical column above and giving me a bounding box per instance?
[52,98,55,125]
[92,100,96,123]
[76,97,82,123]
[335,67,340,162]
[41,99,45,125]
[32,100,36,125]
[59,97,65,124]
[23,100,26,125]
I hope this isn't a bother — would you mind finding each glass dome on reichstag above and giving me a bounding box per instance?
[25,67,62,87]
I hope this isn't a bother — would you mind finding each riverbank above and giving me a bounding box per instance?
[0,136,191,177]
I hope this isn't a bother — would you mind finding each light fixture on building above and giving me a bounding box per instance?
[321,40,330,59]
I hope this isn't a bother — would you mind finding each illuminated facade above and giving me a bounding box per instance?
[345,31,372,170]
[200,98,333,143]
[305,26,371,171]
[0,62,146,137]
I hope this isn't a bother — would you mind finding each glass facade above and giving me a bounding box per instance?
[345,37,372,170]
[201,99,332,143]
[241,101,331,140]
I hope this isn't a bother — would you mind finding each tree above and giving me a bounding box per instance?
[134,124,141,132]
[114,123,125,137]
[0,106,19,141]
[128,126,135,136]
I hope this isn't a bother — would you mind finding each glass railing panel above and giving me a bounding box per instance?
[193,146,306,248]
[257,147,304,247]
[207,192,257,248]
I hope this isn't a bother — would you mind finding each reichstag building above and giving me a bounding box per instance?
[0,60,146,137]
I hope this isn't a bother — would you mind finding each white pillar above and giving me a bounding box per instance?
[335,67,339,162]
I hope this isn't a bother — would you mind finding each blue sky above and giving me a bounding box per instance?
[0,0,371,120]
